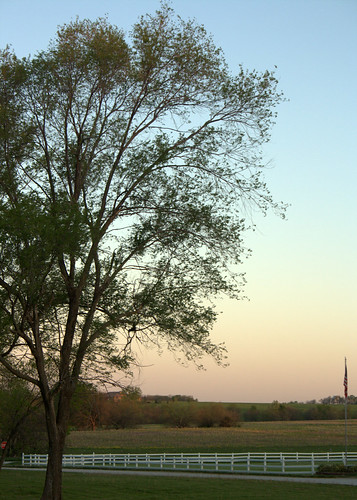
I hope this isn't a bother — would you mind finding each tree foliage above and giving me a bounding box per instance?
[0,3,284,498]
[0,369,46,466]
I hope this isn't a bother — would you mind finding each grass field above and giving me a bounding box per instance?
[65,420,357,454]
[3,420,357,498]
[1,470,357,500]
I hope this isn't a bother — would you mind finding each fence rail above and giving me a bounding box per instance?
[21,451,357,475]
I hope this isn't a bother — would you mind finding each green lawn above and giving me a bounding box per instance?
[1,470,357,500]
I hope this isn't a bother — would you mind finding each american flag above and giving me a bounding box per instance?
[344,359,348,399]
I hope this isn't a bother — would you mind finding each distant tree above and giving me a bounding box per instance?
[0,370,44,468]
[197,403,239,427]
[121,386,142,401]
[108,398,142,429]
[70,385,110,431]
[7,407,48,456]
[243,405,260,422]
[197,403,220,427]
[319,395,355,405]
[171,395,197,402]
[0,3,284,498]
[166,401,198,428]
[320,397,333,405]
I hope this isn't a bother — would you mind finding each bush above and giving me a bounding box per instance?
[316,463,357,476]
[108,400,142,429]
[165,402,198,428]
[197,404,239,428]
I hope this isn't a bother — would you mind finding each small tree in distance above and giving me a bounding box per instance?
[70,383,110,431]
[0,369,46,468]
[0,3,285,498]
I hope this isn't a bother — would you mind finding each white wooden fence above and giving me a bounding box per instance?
[21,451,357,475]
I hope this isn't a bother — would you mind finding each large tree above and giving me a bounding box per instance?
[0,4,284,498]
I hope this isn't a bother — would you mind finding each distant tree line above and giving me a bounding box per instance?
[242,400,357,422]
[2,377,357,462]
[66,388,357,430]
[68,385,238,430]
[141,394,197,403]
[319,395,357,405]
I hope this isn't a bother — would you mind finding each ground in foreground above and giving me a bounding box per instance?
[1,470,357,500]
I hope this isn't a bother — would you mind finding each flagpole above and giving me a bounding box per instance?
[344,357,348,466]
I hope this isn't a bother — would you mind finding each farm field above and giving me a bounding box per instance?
[65,420,357,455]
[1,470,357,500]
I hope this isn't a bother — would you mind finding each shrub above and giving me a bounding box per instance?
[165,402,198,428]
[197,404,240,428]
[108,400,142,429]
[316,463,357,476]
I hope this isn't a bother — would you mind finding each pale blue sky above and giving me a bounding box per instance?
[1,0,356,402]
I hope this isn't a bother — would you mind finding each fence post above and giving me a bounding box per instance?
[247,453,250,473]
[282,456,285,474]
[264,453,267,473]
[311,453,315,474]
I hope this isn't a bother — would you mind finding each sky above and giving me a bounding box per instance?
[0,0,356,403]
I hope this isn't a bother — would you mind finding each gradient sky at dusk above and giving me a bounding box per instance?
[1,0,356,402]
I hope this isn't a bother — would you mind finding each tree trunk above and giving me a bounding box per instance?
[40,388,72,500]
[40,437,64,500]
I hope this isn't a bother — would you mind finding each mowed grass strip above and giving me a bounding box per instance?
[65,420,357,454]
[1,470,357,500]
